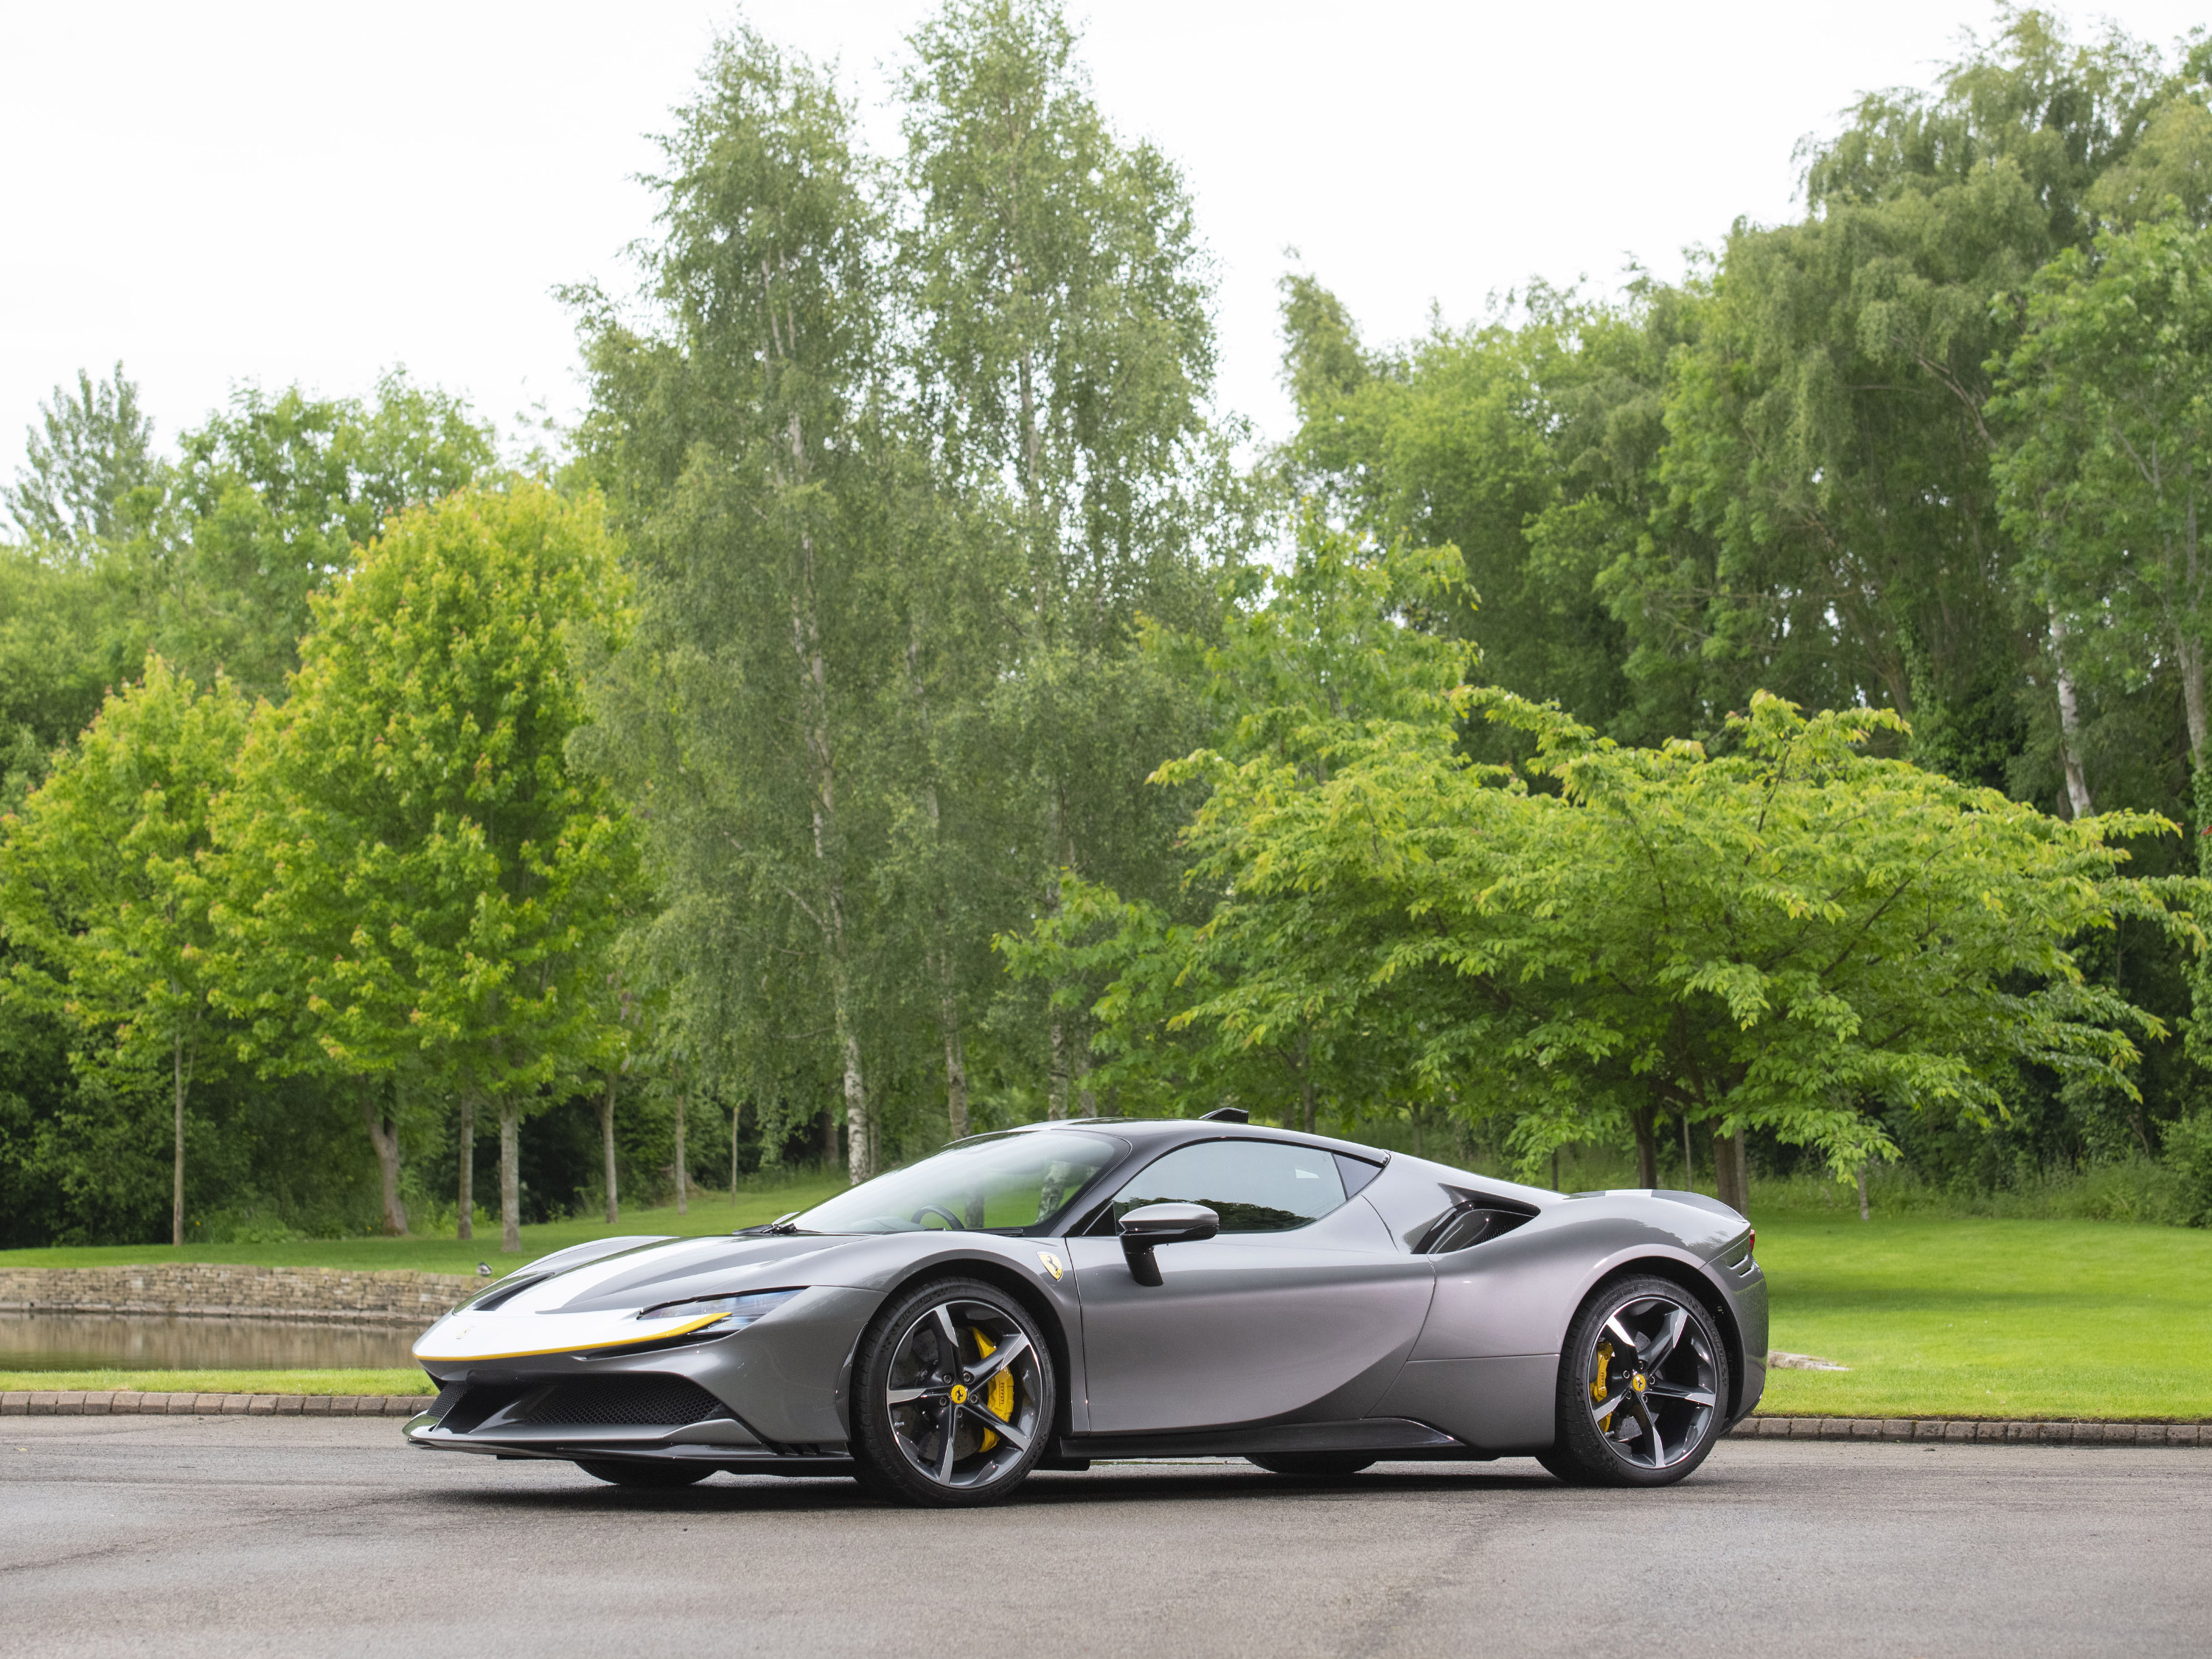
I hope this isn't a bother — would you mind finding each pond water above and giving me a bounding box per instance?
[0,1312,425,1371]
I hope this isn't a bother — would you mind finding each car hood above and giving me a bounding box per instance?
[413,1231,891,1366]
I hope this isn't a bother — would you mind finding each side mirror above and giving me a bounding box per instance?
[1117,1202,1220,1287]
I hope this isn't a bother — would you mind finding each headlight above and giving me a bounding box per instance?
[634,1288,804,1328]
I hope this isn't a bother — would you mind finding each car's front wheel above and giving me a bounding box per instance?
[574,1459,714,1489]
[850,1276,1054,1507]
[1541,1275,1729,1487]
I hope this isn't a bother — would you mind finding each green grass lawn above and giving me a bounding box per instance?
[1755,1212,2212,1420]
[4,1178,2206,1420]
[0,1175,849,1278]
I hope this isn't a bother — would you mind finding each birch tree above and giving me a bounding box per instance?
[571,28,895,1180]
[899,0,1223,1117]
[1994,214,2212,842]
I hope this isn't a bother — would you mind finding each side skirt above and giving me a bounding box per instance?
[1057,1416,1479,1461]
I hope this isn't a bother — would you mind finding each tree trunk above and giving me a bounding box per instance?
[940,969,970,1141]
[598,1072,619,1224]
[1631,1104,1658,1189]
[171,1033,187,1248]
[361,1099,407,1235]
[831,984,868,1183]
[2180,630,2207,770]
[822,1099,838,1166]
[783,404,869,1189]
[2049,606,2093,819]
[456,1096,474,1242]
[1711,1127,1750,1219]
[905,629,970,1147]
[1301,1072,1317,1137]
[731,1103,740,1204]
[498,1100,521,1253]
[675,1088,689,1215]
[1856,1163,1871,1222]
[1047,1014,1069,1121]
[1680,1114,1694,1186]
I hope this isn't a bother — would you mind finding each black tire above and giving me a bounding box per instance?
[850,1276,1055,1508]
[574,1459,714,1489]
[1544,1274,1730,1488]
[1247,1453,1379,1478]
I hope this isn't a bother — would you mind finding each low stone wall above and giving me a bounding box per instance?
[1730,1415,2210,1445]
[1,1390,434,1416]
[0,1265,476,1326]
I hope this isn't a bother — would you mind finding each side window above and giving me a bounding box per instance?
[1111,1140,1349,1234]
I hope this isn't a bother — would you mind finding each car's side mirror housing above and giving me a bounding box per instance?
[1116,1203,1220,1287]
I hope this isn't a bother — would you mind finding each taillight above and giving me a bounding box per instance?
[1747,1229,1756,1256]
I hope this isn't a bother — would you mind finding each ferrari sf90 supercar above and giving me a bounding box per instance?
[406,1116,1766,1504]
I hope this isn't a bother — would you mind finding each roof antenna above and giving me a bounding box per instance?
[1200,1107,1249,1123]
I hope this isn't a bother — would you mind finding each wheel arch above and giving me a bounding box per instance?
[1584,1256,1747,1424]
[874,1256,1077,1438]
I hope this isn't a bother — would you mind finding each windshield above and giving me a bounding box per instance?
[790,1131,1123,1235]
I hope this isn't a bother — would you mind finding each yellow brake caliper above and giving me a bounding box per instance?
[1590,1341,1614,1415]
[971,1329,1015,1451]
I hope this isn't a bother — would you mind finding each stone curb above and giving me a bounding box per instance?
[0,1391,434,1417]
[1728,1416,2211,1445]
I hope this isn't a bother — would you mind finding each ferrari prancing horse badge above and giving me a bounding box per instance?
[1036,1251,1065,1281]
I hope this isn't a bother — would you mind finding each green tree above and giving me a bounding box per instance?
[0,545,150,807]
[1281,274,1686,744]
[1608,13,2188,785]
[1017,514,2197,1214]
[570,24,899,1181]
[1175,670,2189,1213]
[900,0,1228,1119]
[1004,517,1470,1130]
[1994,213,2212,831]
[0,658,248,1245]
[218,481,640,1248]
[162,372,495,699]
[4,365,163,548]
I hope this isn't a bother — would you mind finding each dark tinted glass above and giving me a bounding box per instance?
[1113,1140,1348,1233]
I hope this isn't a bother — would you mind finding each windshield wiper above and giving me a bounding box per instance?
[764,1211,804,1235]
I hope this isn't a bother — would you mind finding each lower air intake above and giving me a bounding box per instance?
[521,1375,728,1427]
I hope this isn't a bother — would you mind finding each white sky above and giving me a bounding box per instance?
[2,1,2205,470]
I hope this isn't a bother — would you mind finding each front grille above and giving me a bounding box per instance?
[519,1375,728,1427]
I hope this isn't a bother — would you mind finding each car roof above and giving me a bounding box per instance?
[1001,1115,1390,1161]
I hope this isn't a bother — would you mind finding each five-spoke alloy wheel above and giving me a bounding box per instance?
[1540,1275,1730,1487]
[851,1277,1054,1506]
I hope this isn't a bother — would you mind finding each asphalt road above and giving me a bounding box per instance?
[3,1417,2205,1658]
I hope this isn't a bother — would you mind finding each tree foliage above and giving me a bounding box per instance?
[1015,521,2199,1213]
[219,481,641,1247]
[0,658,248,1244]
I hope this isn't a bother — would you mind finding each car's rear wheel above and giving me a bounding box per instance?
[1543,1275,1729,1487]
[574,1459,714,1489]
[850,1276,1054,1508]
[1247,1453,1379,1477]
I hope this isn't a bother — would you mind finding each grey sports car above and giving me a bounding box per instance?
[406,1114,1766,1505]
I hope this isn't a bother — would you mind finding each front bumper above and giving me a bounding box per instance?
[407,1284,884,1464]
[405,1406,855,1475]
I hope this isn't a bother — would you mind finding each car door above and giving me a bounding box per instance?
[1068,1138,1436,1434]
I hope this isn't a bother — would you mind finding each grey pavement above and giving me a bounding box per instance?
[1,1416,2205,1658]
